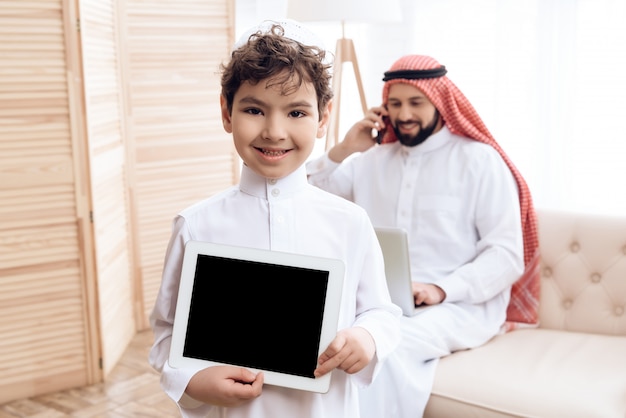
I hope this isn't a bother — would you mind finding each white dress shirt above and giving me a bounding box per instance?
[307,126,524,417]
[149,164,402,418]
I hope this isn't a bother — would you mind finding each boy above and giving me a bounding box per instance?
[148,19,402,418]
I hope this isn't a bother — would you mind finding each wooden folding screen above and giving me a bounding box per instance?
[123,0,238,330]
[0,0,99,402]
[0,0,236,403]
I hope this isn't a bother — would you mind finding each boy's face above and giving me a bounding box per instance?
[221,73,330,180]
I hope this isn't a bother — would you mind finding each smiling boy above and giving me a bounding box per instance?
[148,20,401,418]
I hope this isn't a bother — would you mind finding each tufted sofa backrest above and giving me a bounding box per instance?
[537,209,626,335]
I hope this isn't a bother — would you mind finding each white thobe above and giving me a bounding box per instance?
[149,164,402,418]
[306,126,524,417]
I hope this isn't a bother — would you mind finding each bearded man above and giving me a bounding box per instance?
[307,54,539,417]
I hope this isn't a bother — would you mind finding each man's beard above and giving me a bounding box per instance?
[394,110,440,147]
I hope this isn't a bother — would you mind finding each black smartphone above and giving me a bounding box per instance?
[375,116,390,144]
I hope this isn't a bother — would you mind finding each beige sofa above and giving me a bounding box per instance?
[424,208,626,418]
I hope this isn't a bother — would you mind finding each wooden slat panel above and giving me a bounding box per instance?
[0,186,77,230]
[79,0,136,375]
[0,0,91,403]
[123,0,237,328]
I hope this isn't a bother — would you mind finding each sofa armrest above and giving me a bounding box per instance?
[537,208,626,335]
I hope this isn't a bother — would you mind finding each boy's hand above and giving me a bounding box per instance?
[185,366,263,407]
[412,282,446,306]
[314,327,375,377]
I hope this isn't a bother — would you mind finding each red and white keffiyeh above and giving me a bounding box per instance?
[381,55,540,331]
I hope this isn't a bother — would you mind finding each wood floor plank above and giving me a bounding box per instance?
[0,331,179,417]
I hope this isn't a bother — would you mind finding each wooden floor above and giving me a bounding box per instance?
[0,330,180,418]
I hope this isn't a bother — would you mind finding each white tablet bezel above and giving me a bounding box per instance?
[168,240,345,394]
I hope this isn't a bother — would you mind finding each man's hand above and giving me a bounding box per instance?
[314,327,375,377]
[328,106,389,163]
[412,282,446,306]
[185,365,263,407]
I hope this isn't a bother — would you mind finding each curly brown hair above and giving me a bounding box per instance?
[220,23,333,120]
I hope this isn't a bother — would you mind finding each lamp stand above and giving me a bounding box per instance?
[325,36,368,150]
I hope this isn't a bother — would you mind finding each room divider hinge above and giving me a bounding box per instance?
[99,358,103,369]
[90,211,94,223]
[76,19,81,32]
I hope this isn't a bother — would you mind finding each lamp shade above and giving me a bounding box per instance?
[286,0,402,24]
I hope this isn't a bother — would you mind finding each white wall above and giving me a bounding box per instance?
[235,0,626,216]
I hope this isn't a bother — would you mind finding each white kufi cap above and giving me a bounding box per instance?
[232,18,327,53]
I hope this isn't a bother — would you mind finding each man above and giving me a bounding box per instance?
[306,54,539,417]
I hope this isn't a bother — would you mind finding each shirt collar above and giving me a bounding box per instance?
[239,164,309,199]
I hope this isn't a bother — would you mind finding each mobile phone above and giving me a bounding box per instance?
[375,116,390,144]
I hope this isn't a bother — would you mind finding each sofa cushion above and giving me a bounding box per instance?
[424,328,626,418]
[537,209,626,335]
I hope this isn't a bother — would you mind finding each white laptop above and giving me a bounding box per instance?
[374,227,429,316]
[169,240,345,393]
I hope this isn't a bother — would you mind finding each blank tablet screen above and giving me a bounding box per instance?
[183,254,330,378]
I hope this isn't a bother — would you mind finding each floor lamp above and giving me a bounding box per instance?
[326,23,368,150]
[287,0,402,150]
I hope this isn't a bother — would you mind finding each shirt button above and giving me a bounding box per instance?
[268,179,277,185]
[271,188,280,197]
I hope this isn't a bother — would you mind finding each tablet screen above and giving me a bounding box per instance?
[184,254,329,378]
